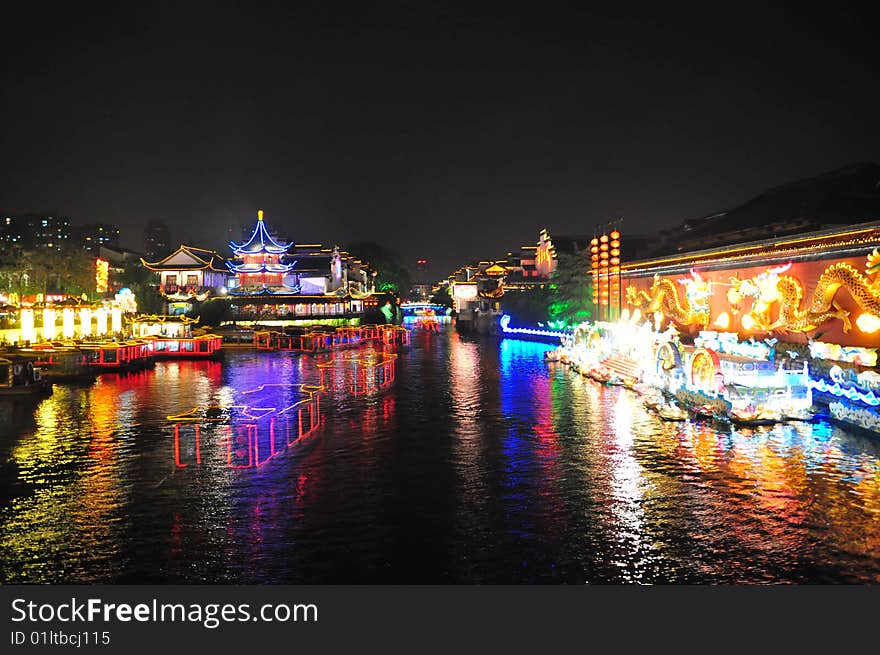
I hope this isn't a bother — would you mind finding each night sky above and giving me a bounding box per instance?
[2,3,878,280]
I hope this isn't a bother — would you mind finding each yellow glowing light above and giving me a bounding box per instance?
[96,258,109,293]
[96,308,108,335]
[42,308,56,340]
[80,308,92,336]
[741,314,754,330]
[63,307,75,338]
[111,307,122,333]
[20,308,35,343]
[713,311,730,329]
[856,313,880,334]
[610,231,620,240]
[258,209,264,221]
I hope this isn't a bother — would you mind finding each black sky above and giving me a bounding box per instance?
[2,2,878,280]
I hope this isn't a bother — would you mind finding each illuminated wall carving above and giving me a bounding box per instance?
[623,248,880,347]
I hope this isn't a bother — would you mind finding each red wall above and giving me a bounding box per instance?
[623,252,878,347]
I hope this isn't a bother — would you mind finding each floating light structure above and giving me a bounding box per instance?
[80,308,92,337]
[42,307,56,340]
[111,307,122,333]
[96,307,108,335]
[20,308,35,343]
[63,307,75,338]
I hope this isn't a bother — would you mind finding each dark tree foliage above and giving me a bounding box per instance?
[345,241,412,294]
[501,285,552,326]
[547,251,593,327]
[0,243,95,296]
[429,285,453,309]
[121,259,165,314]
[186,298,231,328]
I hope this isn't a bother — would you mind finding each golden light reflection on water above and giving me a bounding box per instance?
[2,343,880,583]
[0,361,229,583]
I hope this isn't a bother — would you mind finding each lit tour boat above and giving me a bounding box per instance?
[0,355,52,396]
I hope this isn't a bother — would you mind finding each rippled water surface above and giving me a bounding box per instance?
[2,329,879,583]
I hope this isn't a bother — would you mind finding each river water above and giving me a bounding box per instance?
[1,328,879,583]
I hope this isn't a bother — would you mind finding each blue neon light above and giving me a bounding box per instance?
[229,216,292,255]
[809,377,880,406]
[499,315,571,339]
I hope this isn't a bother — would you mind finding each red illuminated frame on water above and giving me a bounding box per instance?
[170,383,323,469]
[315,352,398,395]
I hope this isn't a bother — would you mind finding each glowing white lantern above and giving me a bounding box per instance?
[20,308,36,343]
[96,307,108,335]
[111,307,122,334]
[43,307,56,340]
[80,308,92,336]
[63,307,75,338]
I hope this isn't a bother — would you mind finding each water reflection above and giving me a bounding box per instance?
[0,332,879,583]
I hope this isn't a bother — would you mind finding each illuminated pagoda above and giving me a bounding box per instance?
[226,210,299,295]
[224,210,376,325]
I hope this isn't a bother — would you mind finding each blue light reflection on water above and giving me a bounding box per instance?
[1,332,879,583]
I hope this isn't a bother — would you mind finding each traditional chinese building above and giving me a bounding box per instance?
[140,245,229,313]
[226,210,297,294]
[224,211,375,325]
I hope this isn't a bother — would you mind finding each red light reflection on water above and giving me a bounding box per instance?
[173,403,322,470]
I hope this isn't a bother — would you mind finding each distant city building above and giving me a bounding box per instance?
[99,245,144,293]
[142,220,171,259]
[77,223,120,254]
[409,259,430,300]
[0,214,71,250]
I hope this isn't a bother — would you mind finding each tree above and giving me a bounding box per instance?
[187,298,231,327]
[501,285,552,325]
[547,252,593,327]
[345,241,412,294]
[120,258,165,314]
[430,285,453,309]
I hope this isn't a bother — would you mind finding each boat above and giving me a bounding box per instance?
[690,403,716,420]
[20,345,97,383]
[657,402,688,421]
[0,355,52,396]
[166,405,228,422]
[780,406,819,422]
[643,392,664,411]
[544,348,564,362]
[729,404,781,426]
[79,340,155,372]
[150,333,223,359]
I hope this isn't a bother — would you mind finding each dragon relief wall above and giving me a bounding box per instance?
[623,249,880,348]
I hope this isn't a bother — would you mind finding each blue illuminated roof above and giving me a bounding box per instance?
[229,211,291,255]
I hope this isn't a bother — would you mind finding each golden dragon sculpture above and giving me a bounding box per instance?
[625,273,709,327]
[728,249,880,333]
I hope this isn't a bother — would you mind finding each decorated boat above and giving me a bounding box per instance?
[657,402,688,421]
[0,355,52,396]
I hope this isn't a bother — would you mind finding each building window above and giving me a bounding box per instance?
[186,275,198,287]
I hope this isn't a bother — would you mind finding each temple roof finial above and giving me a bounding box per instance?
[258,209,264,221]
